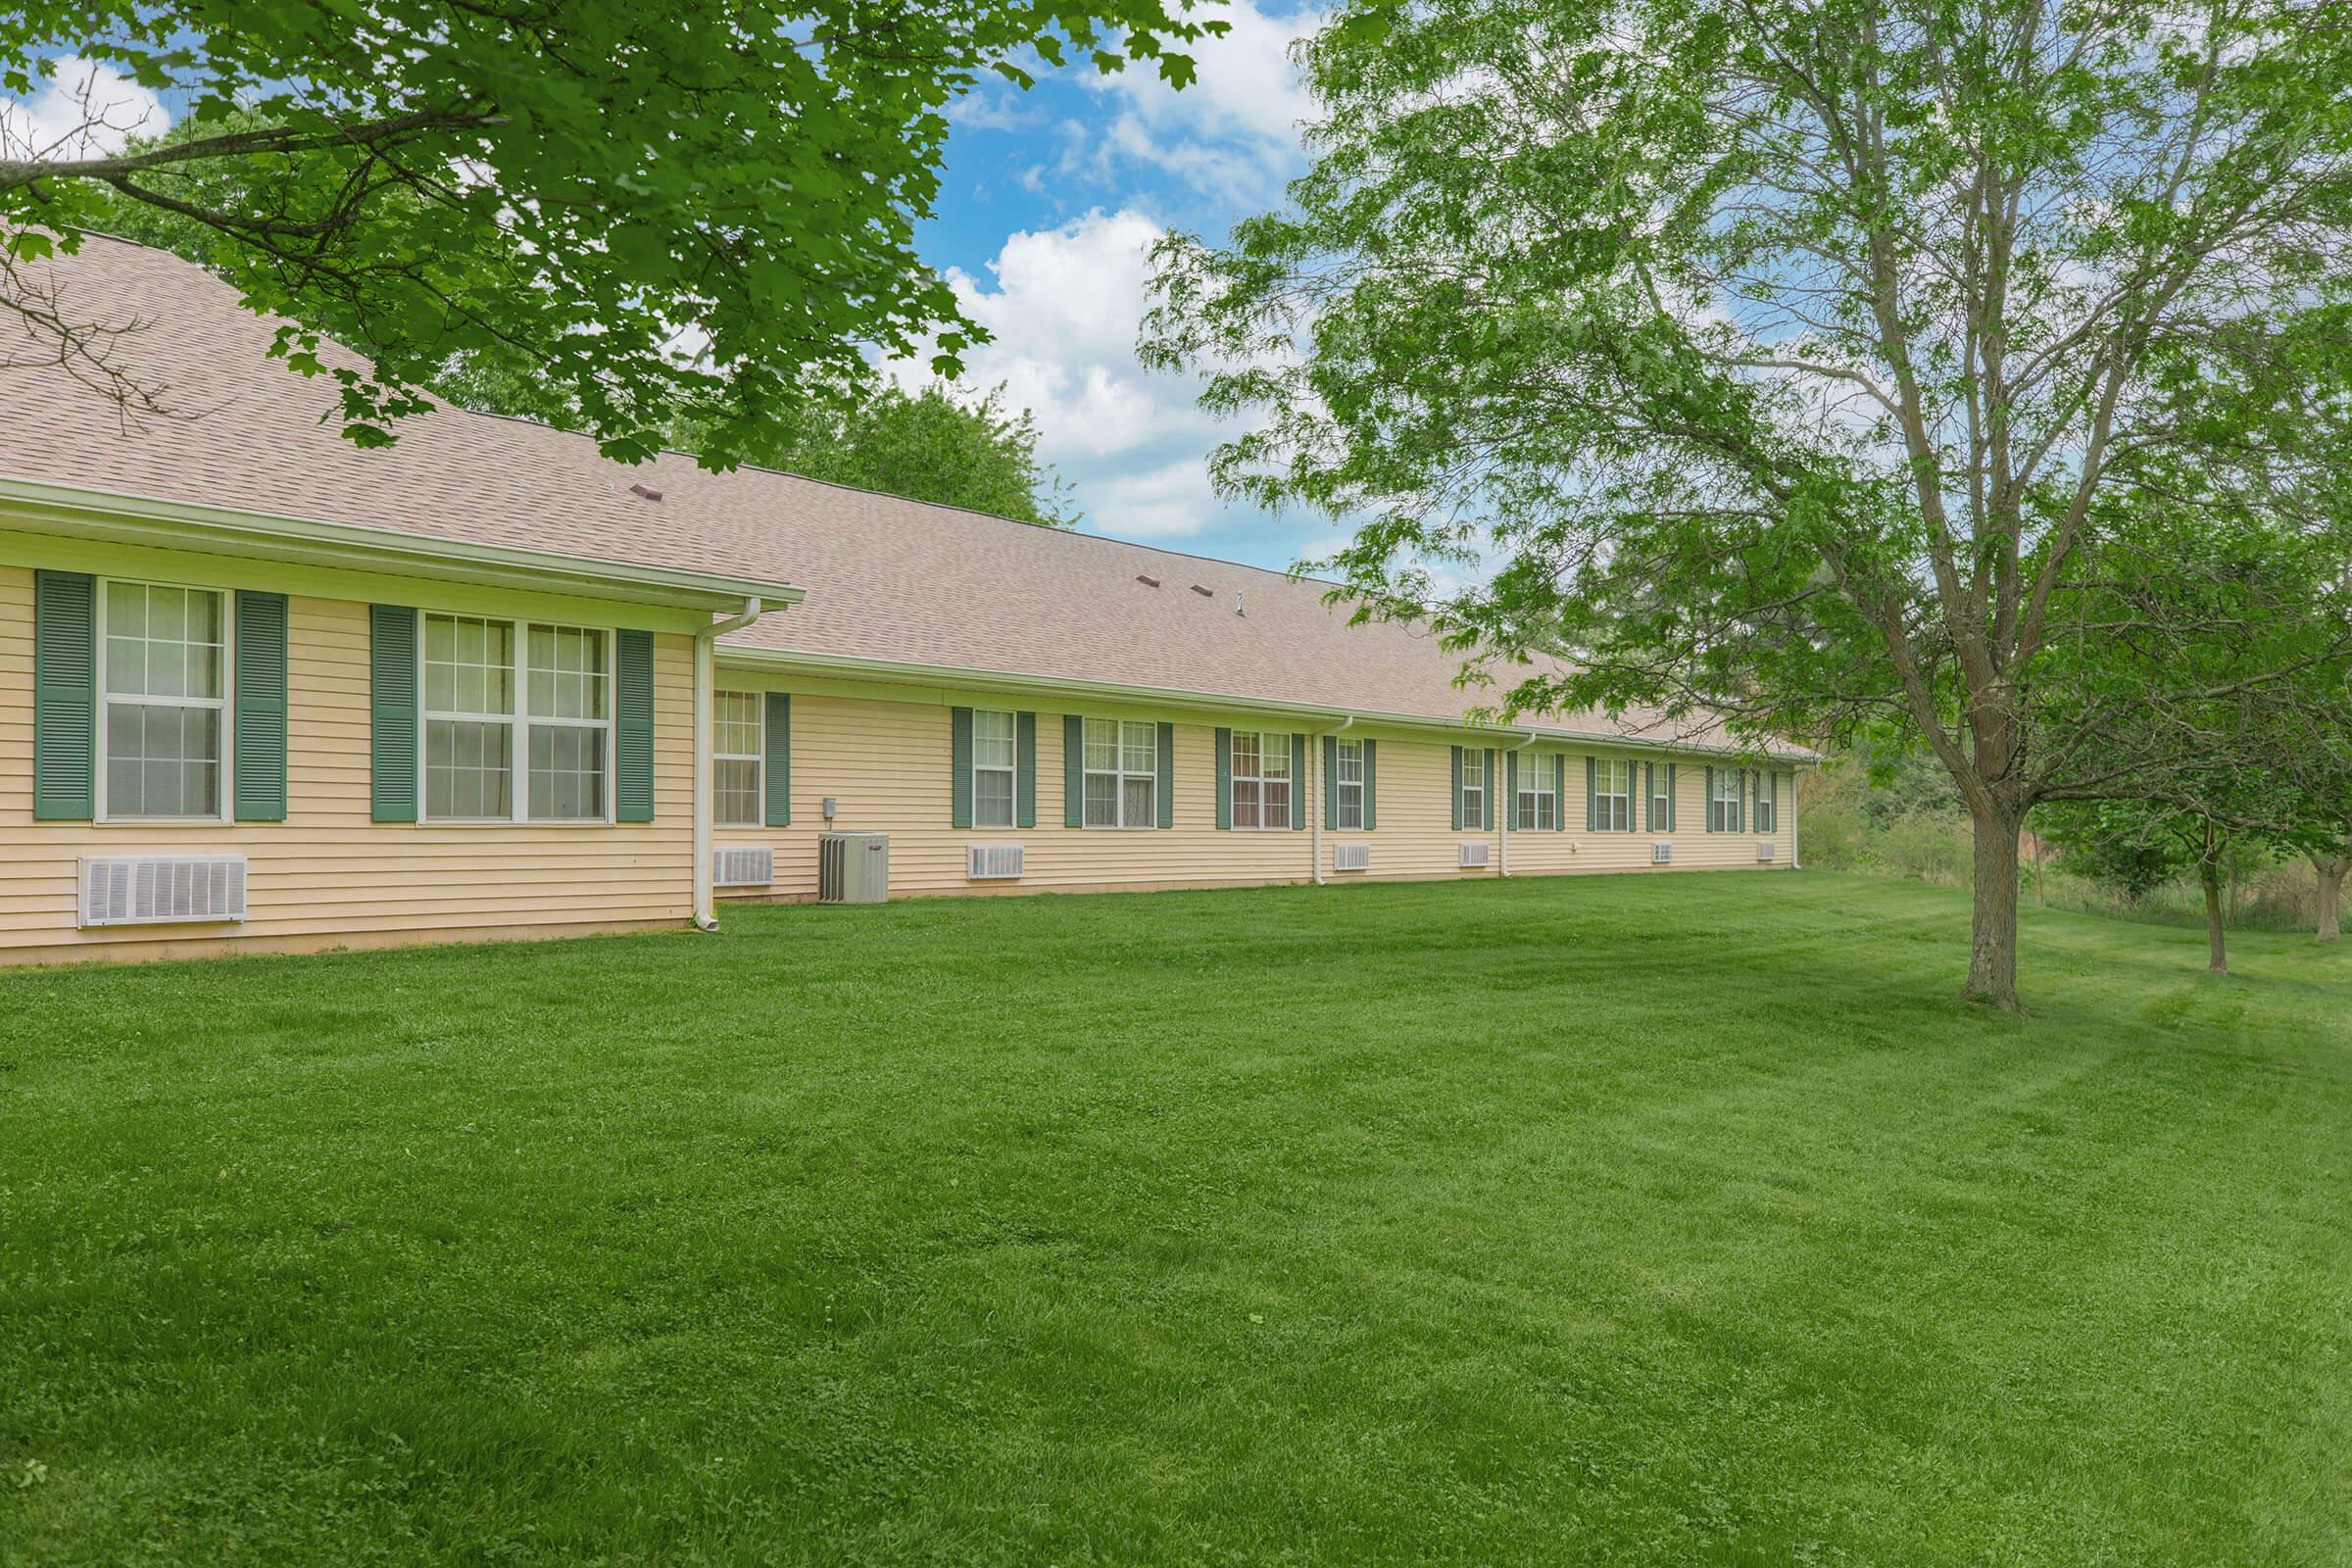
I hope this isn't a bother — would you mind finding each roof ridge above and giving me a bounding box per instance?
[695,462,1354,595]
[74,225,1352,596]
[11,236,1818,755]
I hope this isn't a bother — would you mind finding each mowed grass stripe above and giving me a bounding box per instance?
[1,872,2346,1565]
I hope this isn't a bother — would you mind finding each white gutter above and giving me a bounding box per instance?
[715,644,1811,764]
[1312,714,1355,886]
[0,475,807,612]
[693,598,763,931]
[1499,729,1539,877]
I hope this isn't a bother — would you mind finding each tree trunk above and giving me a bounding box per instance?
[1963,803,2024,1010]
[2201,857,2228,976]
[2315,851,2347,944]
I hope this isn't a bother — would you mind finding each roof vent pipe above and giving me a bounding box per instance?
[1236,591,1246,616]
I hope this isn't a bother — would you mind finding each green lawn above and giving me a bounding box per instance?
[2,873,2347,1566]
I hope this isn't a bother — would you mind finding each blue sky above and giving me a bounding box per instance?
[3,10,1335,572]
[896,3,1341,572]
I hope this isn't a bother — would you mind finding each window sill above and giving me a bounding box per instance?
[416,817,620,828]
[94,815,233,827]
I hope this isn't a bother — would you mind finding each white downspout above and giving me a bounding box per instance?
[1500,728,1538,877]
[1313,714,1355,885]
[693,598,762,931]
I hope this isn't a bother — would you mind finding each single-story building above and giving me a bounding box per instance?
[0,237,1804,964]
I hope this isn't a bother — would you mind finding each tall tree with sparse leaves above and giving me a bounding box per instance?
[1146,0,2352,1010]
[3,0,1221,464]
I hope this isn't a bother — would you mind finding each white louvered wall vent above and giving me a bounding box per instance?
[1756,841,1778,862]
[1652,841,1675,864]
[79,855,247,928]
[967,844,1025,880]
[713,847,774,888]
[1458,842,1492,868]
[1333,843,1371,873]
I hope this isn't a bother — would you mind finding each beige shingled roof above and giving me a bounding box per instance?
[0,234,1767,752]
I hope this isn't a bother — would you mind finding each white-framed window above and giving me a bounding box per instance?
[1335,738,1365,830]
[1230,730,1294,829]
[1753,770,1777,833]
[423,614,515,820]
[525,625,610,820]
[973,709,1017,829]
[1083,717,1157,828]
[99,578,230,820]
[1593,759,1631,832]
[715,691,762,827]
[1518,753,1559,830]
[1460,747,1488,830]
[422,612,612,822]
[1651,765,1671,830]
[1711,766,1742,832]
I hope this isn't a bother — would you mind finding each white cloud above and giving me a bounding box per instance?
[1084,459,1222,539]
[891,208,1236,539]
[0,57,167,164]
[1097,2,1320,146]
[1072,1,1322,205]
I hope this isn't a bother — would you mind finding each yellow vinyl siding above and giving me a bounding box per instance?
[718,692,1316,897]
[0,564,696,958]
[1506,754,1794,875]
[1311,729,1501,880]
[714,679,1799,900]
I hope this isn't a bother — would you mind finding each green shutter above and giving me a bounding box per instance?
[951,707,974,829]
[1627,761,1640,834]
[369,605,417,823]
[1507,750,1521,829]
[32,570,96,820]
[1556,755,1569,830]
[1449,746,1463,831]
[1323,734,1339,831]
[1667,763,1677,831]
[1291,733,1308,829]
[1642,762,1654,831]
[232,590,287,821]
[1215,726,1233,830]
[1704,765,1716,832]
[763,693,791,826]
[1016,711,1037,828]
[1064,715,1084,827]
[1585,756,1596,832]
[1155,722,1174,828]
[1363,740,1378,830]
[615,629,654,822]
[1484,750,1496,829]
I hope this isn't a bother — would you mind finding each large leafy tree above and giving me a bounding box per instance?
[1146,0,2352,1009]
[2,0,1219,463]
[675,368,1078,526]
[80,120,1080,526]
